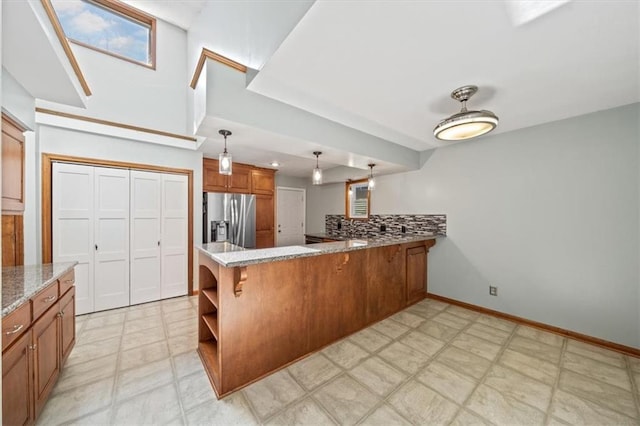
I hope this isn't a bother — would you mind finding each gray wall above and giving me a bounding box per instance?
[306,104,640,348]
[275,174,308,189]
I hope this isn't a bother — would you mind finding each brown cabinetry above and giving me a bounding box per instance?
[59,287,76,365]
[251,169,275,195]
[2,114,26,214]
[203,159,252,193]
[32,301,61,418]
[2,330,33,426]
[367,244,406,322]
[406,244,428,304]
[255,194,275,248]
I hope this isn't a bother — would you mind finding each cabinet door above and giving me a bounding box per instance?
[406,245,427,304]
[255,195,274,248]
[203,159,228,192]
[161,173,188,299]
[367,245,406,322]
[32,304,60,418]
[2,330,33,426]
[1,114,25,213]
[2,214,24,267]
[251,169,275,195]
[130,170,162,305]
[59,287,76,365]
[53,163,95,315]
[228,163,252,193]
[94,167,130,311]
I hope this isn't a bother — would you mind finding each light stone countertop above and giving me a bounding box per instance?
[198,234,439,268]
[2,262,78,317]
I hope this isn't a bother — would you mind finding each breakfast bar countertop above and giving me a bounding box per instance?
[2,262,78,317]
[198,233,440,268]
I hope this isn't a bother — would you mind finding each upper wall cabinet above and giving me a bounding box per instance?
[203,159,252,193]
[2,114,26,214]
[251,168,275,195]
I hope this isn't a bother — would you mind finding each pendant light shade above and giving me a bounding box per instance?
[434,85,498,141]
[218,129,233,175]
[312,151,323,185]
[367,163,376,191]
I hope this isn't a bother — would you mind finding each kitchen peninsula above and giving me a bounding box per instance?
[197,235,436,397]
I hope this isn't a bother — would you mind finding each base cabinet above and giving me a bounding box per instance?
[406,245,428,304]
[32,304,61,418]
[2,330,33,426]
[59,287,76,366]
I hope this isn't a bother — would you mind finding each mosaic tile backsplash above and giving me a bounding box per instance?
[325,214,446,238]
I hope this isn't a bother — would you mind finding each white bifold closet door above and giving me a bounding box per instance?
[52,163,95,315]
[130,171,162,305]
[160,173,188,299]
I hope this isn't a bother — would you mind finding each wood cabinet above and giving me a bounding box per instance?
[203,159,252,193]
[2,330,33,426]
[32,300,61,418]
[255,194,275,248]
[2,114,26,214]
[406,244,428,304]
[367,244,406,322]
[2,215,24,267]
[59,287,76,365]
[251,169,275,195]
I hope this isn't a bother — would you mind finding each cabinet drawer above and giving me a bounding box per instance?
[2,302,31,351]
[58,269,75,295]
[31,283,59,320]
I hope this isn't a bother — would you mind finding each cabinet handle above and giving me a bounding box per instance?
[43,295,56,303]
[29,344,37,351]
[4,324,24,335]
[95,244,98,251]
[64,280,74,284]
[158,241,160,246]
[56,312,63,318]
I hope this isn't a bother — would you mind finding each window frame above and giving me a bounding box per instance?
[56,0,157,70]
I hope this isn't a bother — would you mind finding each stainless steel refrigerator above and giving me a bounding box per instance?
[203,193,256,248]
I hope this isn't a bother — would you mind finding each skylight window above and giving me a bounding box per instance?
[51,0,156,68]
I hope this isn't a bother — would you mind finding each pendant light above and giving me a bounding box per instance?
[312,151,323,185]
[218,129,233,175]
[367,163,376,191]
[433,85,498,141]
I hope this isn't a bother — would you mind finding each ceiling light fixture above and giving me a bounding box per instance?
[367,163,376,191]
[218,129,233,175]
[270,161,280,167]
[312,151,323,185]
[433,85,498,141]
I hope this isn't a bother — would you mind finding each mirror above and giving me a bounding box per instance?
[345,179,370,220]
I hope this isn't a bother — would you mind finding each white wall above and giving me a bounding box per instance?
[275,174,308,189]
[38,19,188,135]
[306,104,640,348]
[2,68,35,129]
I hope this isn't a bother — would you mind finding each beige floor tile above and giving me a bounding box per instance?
[121,325,166,351]
[634,373,640,393]
[360,403,411,426]
[445,305,480,321]
[115,358,174,401]
[119,340,170,371]
[508,335,562,364]
[349,328,392,353]
[371,318,410,339]
[423,298,450,310]
[558,370,637,418]
[450,409,492,426]
[476,314,516,332]
[162,298,194,313]
[466,322,511,345]
[349,357,407,397]
[498,349,559,386]
[65,336,121,367]
[484,364,552,412]
[415,361,477,404]
[187,393,257,425]
[466,384,545,426]
[174,350,206,379]
[378,341,430,374]
[164,307,197,323]
[451,332,502,361]
[314,375,380,425]
[83,311,126,330]
[37,377,114,425]
[390,311,425,328]
[418,320,460,342]
[436,346,491,380]
[405,302,440,319]
[550,389,637,426]
[322,339,369,369]
[243,369,305,420]
[515,325,564,348]
[431,311,470,330]
[166,316,198,338]
[178,371,217,411]
[168,331,199,355]
[265,398,336,426]
[76,323,124,345]
[545,416,572,426]
[288,353,341,391]
[123,315,164,334]
[53,353,118,394]
[563,351,632,391]
[125,304,161,320]
[565,339,626,368]
[388,380,459,425]
[628,356,640,373]
[398,330,445,357]
[112,383,182,425]
[63,407,112,426]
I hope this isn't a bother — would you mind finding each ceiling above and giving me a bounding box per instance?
[121,0,639,177]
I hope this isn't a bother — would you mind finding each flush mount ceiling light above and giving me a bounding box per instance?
[218,129,233,175]
[367,163,376,191]
[270,161,280,167]
[312,151,322,185]
[433,85,499,141]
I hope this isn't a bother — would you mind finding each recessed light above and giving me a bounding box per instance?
[270,161,280,167]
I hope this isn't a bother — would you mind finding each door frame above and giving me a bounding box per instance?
[275,186,306,247]
[42,153,194,295]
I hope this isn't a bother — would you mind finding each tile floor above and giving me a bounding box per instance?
[37,296,640,425]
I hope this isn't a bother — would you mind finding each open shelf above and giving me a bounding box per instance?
[202,313,219,340]
[198,340,220,391]
[202,288,218,308]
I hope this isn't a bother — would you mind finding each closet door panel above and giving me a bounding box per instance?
[94,167,130,311]
[130,171,161,305]
[161,174,188,299]
[52,163,94,315]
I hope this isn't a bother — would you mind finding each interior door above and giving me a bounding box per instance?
[276,187,305,246]
[52,163,94,315]
[161,173,188,299]
[130,170,161,305]
[93,167,130,311]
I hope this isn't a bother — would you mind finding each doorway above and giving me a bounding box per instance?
[276,187,305,246]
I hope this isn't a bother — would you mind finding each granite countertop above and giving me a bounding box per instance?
[2,262,78,317]
[198,234,439,268]
[304,233,346,241]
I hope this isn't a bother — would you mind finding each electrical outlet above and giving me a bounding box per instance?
[489,286,498,296]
